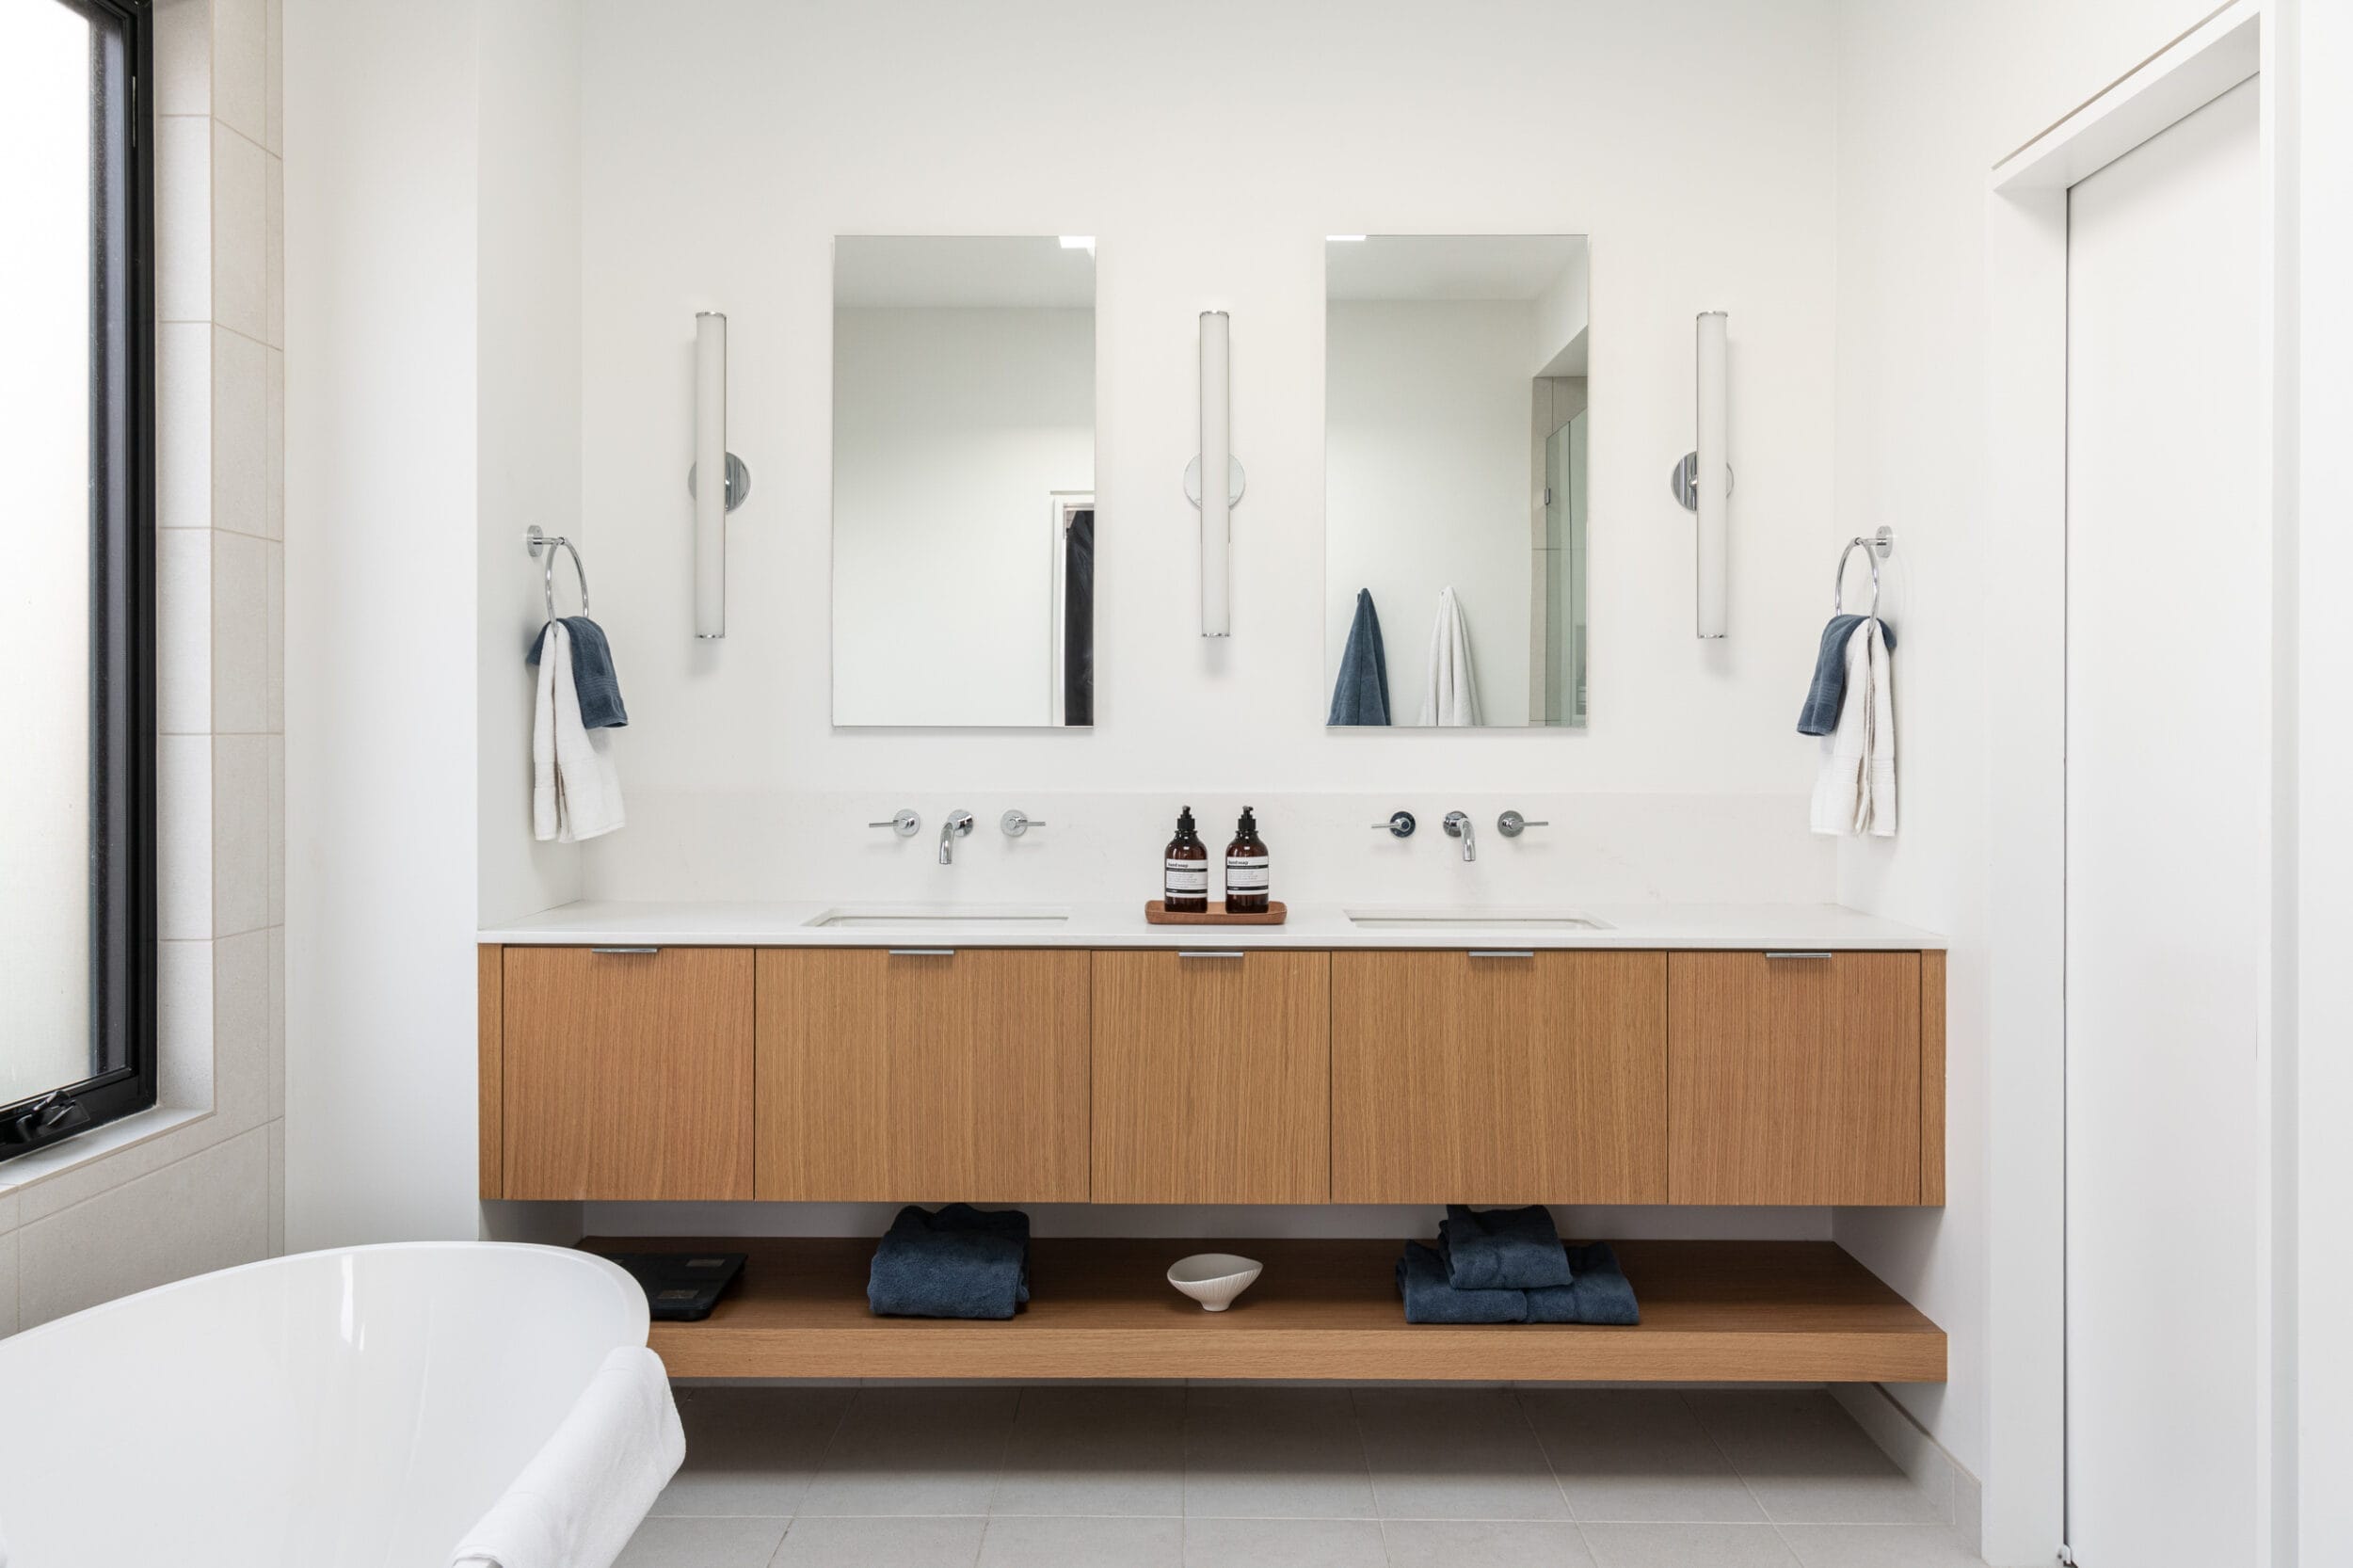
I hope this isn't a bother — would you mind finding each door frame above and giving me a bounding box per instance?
[1982,3,2294,1562]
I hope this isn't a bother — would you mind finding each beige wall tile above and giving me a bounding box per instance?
[266,541,284,729]
[151,0,211,117]
[211,531,269,734]
[213,928,272,1135]
[157,528,212,733]
[265,734,284,924]
[156,323,212,529]
[264,0,283,154]
[155,937,216,1112]
[266,347,284,539]
[211,0,267,144]
[0,1228,17,1339]
[16,1128,270,1330]
[211,123,269,343]
[212,734,270,936]
[157,735,214,939]
[266,153,284,349]
[267,926,284,1122]
[213,324,270,538]
[267,1118,285,1256]
[154,118,212,322]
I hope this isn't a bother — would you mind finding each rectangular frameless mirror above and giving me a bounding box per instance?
[1324,235,1589,728]
[832,236,1096,727]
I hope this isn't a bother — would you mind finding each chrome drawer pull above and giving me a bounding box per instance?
[589,946,661,955]
[887,948,956,957]
[1467,950,1535,959]
[1177,950,1246,960]
[1764,951,1834,960]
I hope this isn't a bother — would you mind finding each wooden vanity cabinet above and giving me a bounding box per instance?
[494,945,756,1200]
[1667,951,1926,1204]
[754,948,1091,1203]
[1091,950,1330,1203]
[1330,950,1670,1203]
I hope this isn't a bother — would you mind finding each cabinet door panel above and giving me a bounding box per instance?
[1668,951,1921,1204]
[1331,951,1667,1203]
[757,948,1091,1202]
[1093,951,1330,1203]
[501,946,755,1200]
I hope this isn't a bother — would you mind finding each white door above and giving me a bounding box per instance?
[2064,75,2263,1568]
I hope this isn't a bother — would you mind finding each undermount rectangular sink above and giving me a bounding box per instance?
[804,905,1071,931]
[1344,907,1609,931]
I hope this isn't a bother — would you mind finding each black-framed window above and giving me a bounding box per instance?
[0,0,156,1160]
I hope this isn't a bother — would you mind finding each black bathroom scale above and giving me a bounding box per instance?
[606,1251,747,1321]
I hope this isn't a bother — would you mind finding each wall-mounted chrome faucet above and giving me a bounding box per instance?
[868,809,920,838]
[1000,809,1048,838]
[1497,810,1549,839]
[938,809,975,864]
[1443,811,1477,861]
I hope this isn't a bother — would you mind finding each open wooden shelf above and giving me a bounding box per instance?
[586,1237,1945,1384]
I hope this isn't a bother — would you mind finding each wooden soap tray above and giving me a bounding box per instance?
[1144,900,1288,925]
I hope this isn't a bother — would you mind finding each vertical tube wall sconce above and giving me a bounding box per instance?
[1669,310,1731,639]
[690,311,751,639]
[1186,310,1243,638]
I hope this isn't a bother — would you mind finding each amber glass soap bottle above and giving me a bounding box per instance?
[1163,806,1209,913]
[1225,806,1271,915]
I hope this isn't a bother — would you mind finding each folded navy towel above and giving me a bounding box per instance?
[1396,1240,1527,1324]
[1327,588,1392,726]
[866,1204,1031,1320]
[1525,1242,1641,1326]
[1798,615,1896,736]
[1437,1204,1572,1291]
[528,616,629,729]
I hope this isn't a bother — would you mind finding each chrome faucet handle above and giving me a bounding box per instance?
[938,809,975,865]
[1000,809,1048,838]
[1442,810,1478,861]
[869,809,920,838]
[1371,811,1417,838]
[1497,810,1549,838]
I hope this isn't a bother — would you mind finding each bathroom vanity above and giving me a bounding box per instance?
[476,903,1947,1385]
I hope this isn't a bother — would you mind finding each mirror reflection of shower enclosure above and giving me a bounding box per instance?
[1323,235,1590,728]
[830,236,1096,727]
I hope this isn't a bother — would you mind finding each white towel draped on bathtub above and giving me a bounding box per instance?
[533,619,625,842]
[447,1345,683,1568]
[1809,616,1897,837]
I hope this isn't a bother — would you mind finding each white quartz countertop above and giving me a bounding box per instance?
[478,900,1946,951]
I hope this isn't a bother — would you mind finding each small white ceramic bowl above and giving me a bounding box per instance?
[1167,1253,1263,1312]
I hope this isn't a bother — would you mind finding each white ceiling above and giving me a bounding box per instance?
[1326,234,1587,302]
[835,236,1096,308]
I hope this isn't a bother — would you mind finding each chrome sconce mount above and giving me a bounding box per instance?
[687,453,753,512]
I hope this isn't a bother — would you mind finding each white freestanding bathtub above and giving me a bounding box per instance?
[0,1242,653,1567]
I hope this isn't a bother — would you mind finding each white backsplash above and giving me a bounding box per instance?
[575,790,1834,909]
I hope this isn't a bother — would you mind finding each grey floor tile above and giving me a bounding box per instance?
[614,1515,789,1568]
[1687,1392,1946,1526]
[1382,1518,1597,1566]
[1519,1389,1765,1523]
[654,1385,855,1516]
[979,1514,1184,1567]
[799,1387,1020,1517]
[1182,1516,1388,1568]
[1184,1386,1378,1519]
[1350,1387,1569,1521]
[991,1385,1187,1516]
[1777,1523,1987,1567]
[771,1515,985,1568]
[1578,1522,1801,1568]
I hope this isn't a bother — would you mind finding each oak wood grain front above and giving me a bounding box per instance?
[501,946,756,1200]
[478,945,504,1199]
[1092,950,1330,1203]
[757,948,1091,1202]
[1669,951,1922,1204]
[1331,950,1668,1203]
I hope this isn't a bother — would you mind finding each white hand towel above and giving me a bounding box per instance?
[1810,617,1897,837]
[447,1345,684,1568]
[1417,585,1482,727]
[532,620,625,842]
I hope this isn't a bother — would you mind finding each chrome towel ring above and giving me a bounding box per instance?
[1833,526,1895,618]
[525,525,589,622]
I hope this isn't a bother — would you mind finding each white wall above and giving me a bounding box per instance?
[1325,300,1532,727]
[285,0,491,1249]
[1825,0,2239,1559]
[478,0,584,925]
[831,306,1093,728]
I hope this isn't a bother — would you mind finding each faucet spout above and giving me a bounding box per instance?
[1443,810,1477,862]
[938,809,975,865]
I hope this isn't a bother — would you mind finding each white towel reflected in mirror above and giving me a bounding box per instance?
[1417,585,1482,728]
